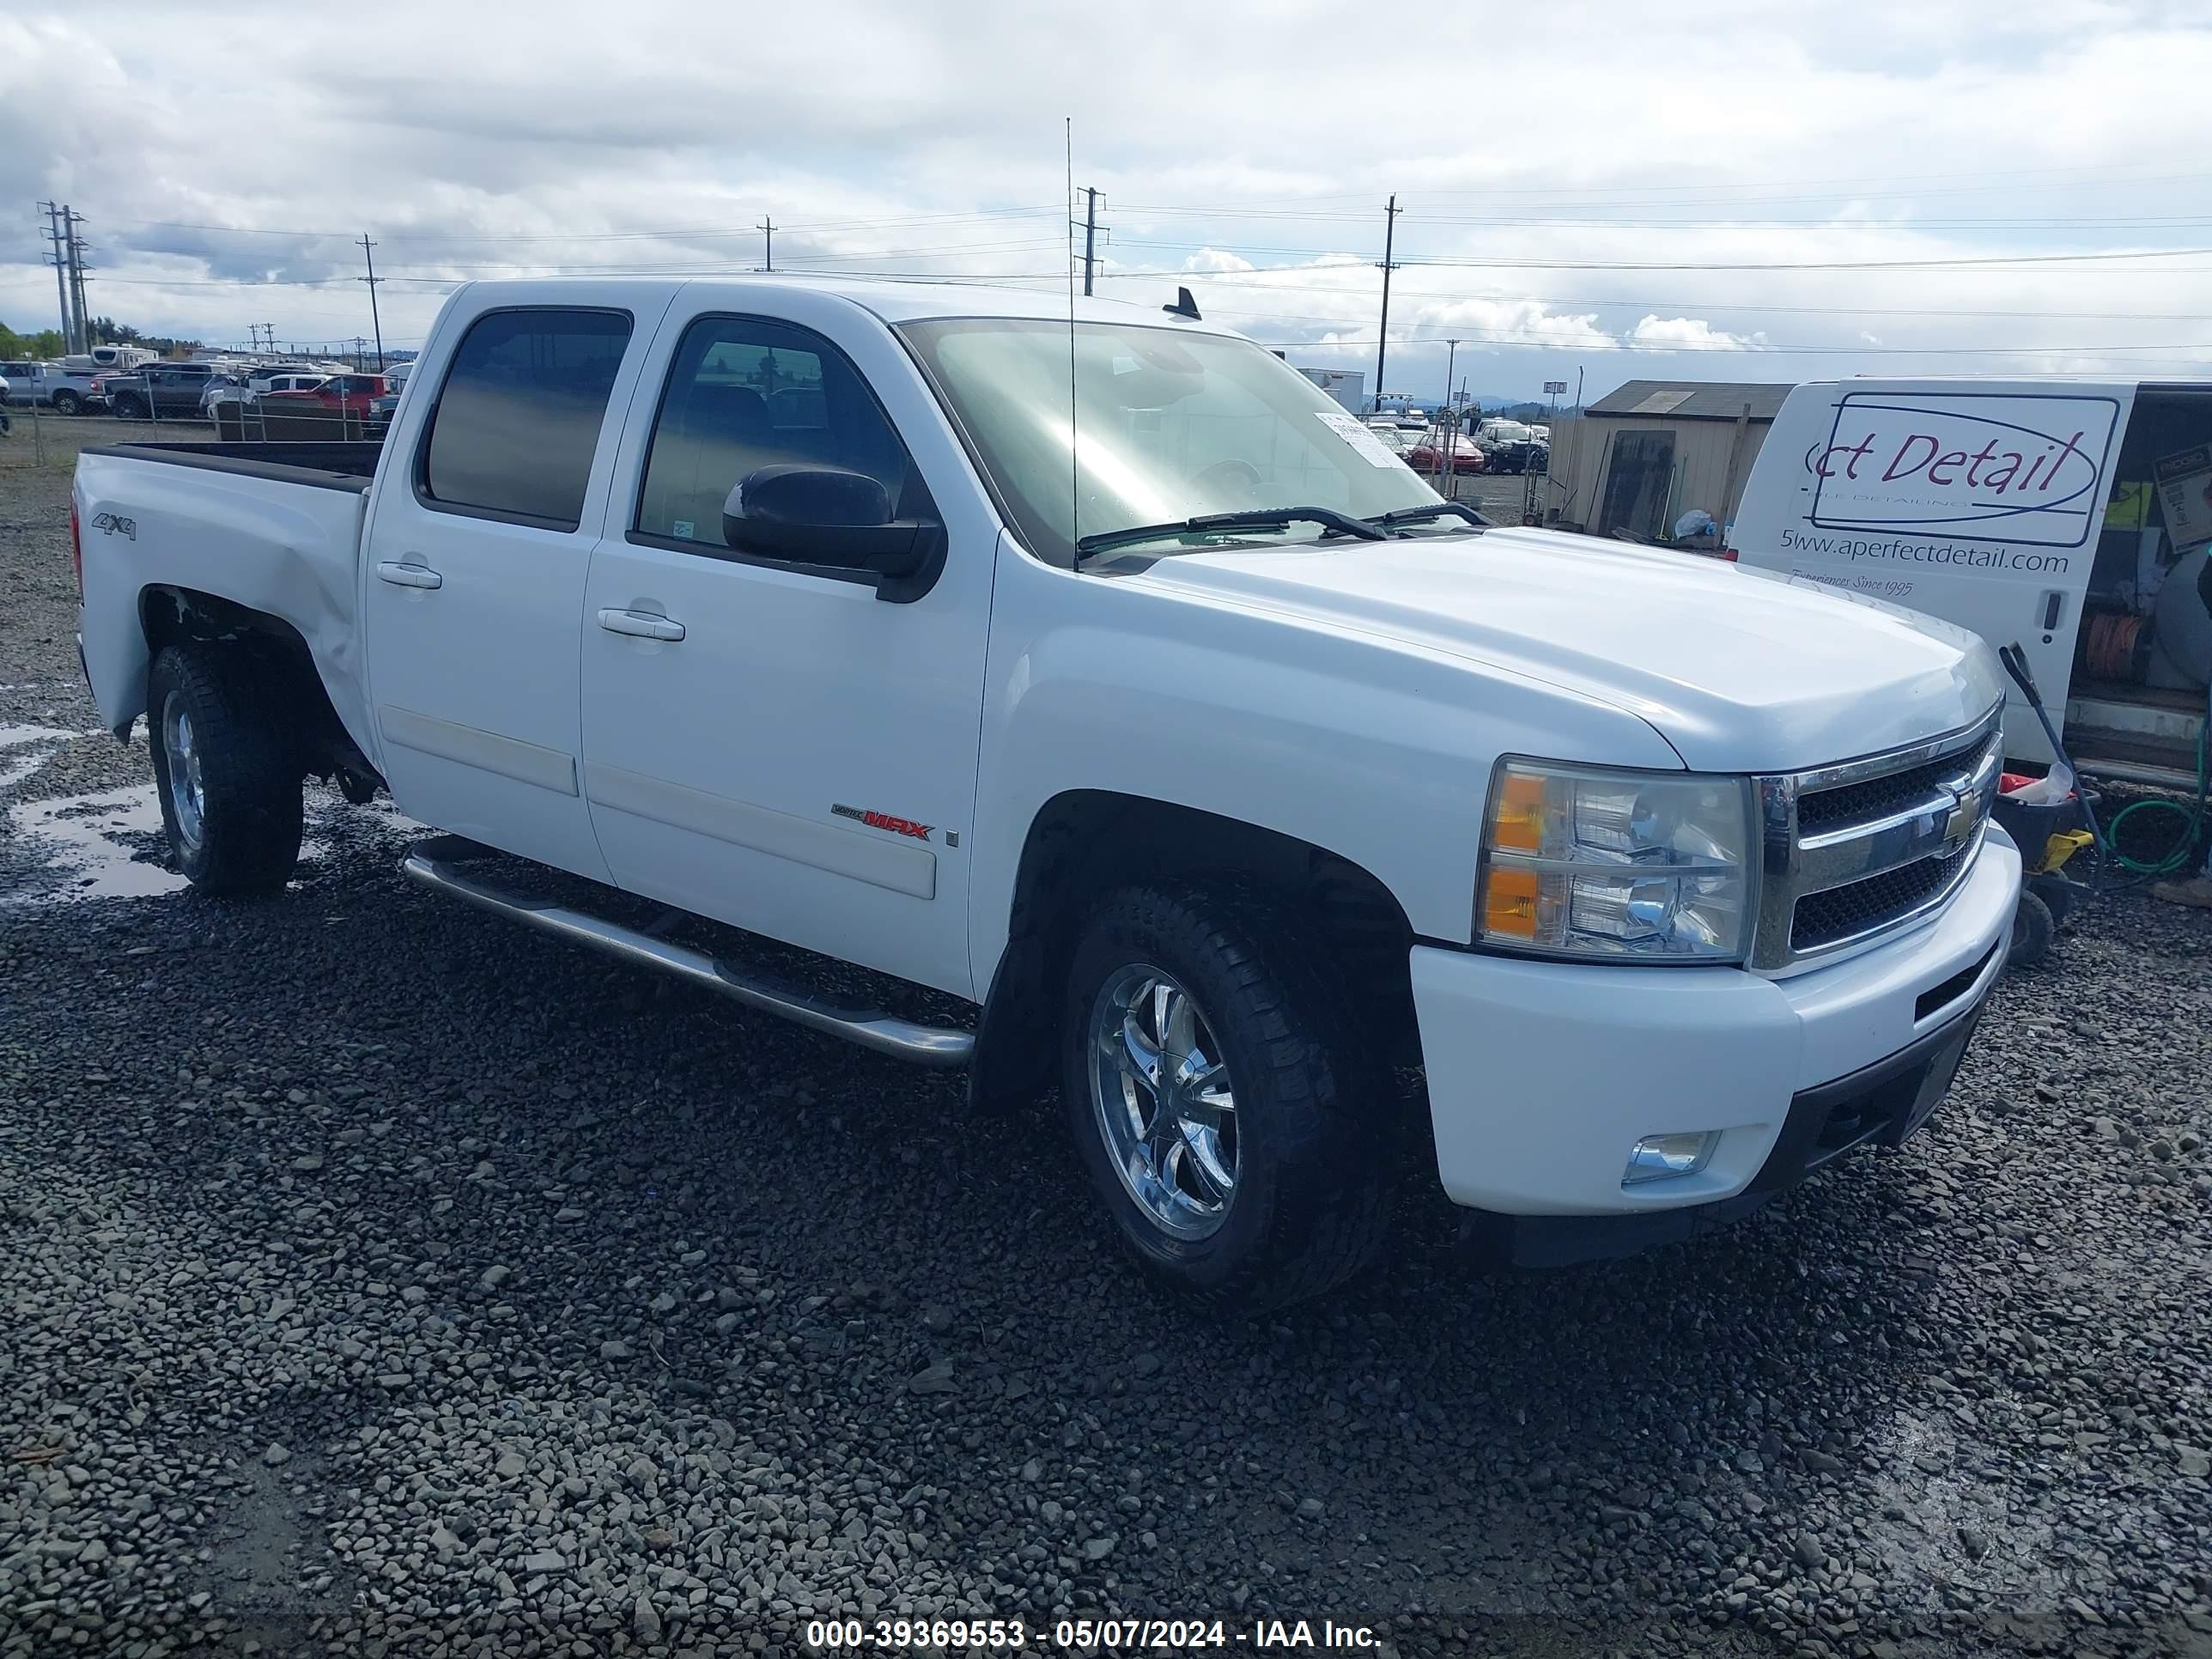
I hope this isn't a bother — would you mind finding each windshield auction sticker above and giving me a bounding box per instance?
[1315,410,1412,469]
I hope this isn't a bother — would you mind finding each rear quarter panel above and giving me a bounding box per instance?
[74,451,372,746]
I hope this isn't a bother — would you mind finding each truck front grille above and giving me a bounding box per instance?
[1790,836,1977,954]
[1752,708,2001,973]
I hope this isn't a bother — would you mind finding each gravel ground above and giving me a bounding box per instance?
[2,419,2209,1657]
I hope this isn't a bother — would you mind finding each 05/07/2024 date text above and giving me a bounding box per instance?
[805,1616,1384,1650]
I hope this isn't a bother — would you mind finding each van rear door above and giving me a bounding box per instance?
[1733,380,2134,764]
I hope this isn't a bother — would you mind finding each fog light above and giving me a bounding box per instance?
[1624,1131,1721,1186]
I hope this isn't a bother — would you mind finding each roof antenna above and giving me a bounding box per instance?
[1163,286,1201,320]
[1066,117,1080,556]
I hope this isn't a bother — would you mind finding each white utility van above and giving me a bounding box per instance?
[1734,380,2212,781]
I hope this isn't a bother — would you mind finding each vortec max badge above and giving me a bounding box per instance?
[832,804,933,842]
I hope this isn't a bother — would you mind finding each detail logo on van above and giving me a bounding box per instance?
[1802,392,2121,549]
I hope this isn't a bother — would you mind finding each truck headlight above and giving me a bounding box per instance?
[1477,760,1754,963]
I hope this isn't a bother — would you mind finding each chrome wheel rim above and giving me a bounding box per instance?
[161,691,206,854]
[1088,963,1237,1241]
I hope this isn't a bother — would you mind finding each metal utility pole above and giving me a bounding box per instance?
[357,235,385,370]
[758,217,774,271]
[40,202,73,351]
[66,208,91,350]
[1372,194,1399,416]
[1081,187,1099,297]
[1438,338,1460,486]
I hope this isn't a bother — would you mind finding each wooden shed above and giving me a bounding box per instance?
[1550,380,1790,540]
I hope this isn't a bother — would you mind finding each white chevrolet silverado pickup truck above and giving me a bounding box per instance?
[71,276,2021,1310]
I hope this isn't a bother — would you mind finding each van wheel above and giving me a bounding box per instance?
[2007,889,2054,969]
[1060,884,1392,1315]
[148,645,304,894]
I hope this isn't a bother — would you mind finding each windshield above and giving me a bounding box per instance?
[1486,421,1534,442]
[900,318,1439,562]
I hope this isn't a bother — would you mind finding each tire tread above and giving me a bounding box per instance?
[1063,881,1394,1316]
[149,643,303,894]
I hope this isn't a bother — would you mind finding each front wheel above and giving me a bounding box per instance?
[148,645,304,894]
[1059,884,1392,1314]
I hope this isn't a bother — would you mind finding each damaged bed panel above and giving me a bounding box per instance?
[73,443,377,757]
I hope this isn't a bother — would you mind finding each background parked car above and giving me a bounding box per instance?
[247,362,332,394]
[1475,418,1549,475]
[207,371,329,420]
[0,360,100,414]
[103,362,225,420]
[261,372,386,416]
[1407,433,1486,473]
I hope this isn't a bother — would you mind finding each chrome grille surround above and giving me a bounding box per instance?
[1750,704,2003,974]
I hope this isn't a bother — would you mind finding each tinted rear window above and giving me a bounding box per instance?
[419,308,632,530]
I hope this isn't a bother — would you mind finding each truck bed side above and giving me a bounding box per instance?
[74,442,377,753]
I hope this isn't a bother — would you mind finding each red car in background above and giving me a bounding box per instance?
[1407,434,1486,475]
[259,372,387,416]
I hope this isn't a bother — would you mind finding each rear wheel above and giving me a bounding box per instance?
[112,392,146,420]
[148,644,304,894]
[52,390,81,416]
[1060,884,1392,1314]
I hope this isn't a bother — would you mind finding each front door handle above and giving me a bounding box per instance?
[375,560,443,590]
[598,607,685,642]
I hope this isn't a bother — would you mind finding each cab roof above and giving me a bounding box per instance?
[455,272,1248,337]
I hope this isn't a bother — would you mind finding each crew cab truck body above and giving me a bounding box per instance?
[73,276,2021,1310]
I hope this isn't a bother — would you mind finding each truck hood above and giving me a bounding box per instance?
[1130,526,2003,773]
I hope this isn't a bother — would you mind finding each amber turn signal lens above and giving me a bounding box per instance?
[1482,866,1540,938]
[1490,772,1546,852]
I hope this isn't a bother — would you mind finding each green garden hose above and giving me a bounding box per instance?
[2106,690,2210,878]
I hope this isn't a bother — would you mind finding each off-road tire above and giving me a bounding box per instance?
[148,644,304,894]
[1059,882,1393,1315]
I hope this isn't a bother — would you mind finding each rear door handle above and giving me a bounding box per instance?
[375,560,443,589]
[598,607,685,642]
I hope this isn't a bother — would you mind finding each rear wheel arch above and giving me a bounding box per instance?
[137,585,380,794]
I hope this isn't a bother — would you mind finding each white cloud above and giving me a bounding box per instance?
[1630,315,1765,350]
[2,0,2209,398]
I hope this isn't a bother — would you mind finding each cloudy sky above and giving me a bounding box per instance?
[4,0,2209,403]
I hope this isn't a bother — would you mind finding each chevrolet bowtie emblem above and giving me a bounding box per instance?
[1943,787,1983,845]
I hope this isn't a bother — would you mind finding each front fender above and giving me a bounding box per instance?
[968,549,1682,983]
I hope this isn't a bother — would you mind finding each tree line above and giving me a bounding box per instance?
[0,318,204,358]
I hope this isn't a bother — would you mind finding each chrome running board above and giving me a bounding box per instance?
[399,848,974,1068]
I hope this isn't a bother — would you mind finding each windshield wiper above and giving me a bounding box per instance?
[1364,501,1487,532]
[1076,507,1387,565]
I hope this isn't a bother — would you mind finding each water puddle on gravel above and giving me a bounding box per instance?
[0,724,80,748]
[4,781,422,907]
[3,783,187,902]
[0,723,104,793]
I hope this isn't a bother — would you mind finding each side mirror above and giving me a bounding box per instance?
[722,465,945,602]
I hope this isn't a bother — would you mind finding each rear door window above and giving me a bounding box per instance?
[419,308,634,532]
